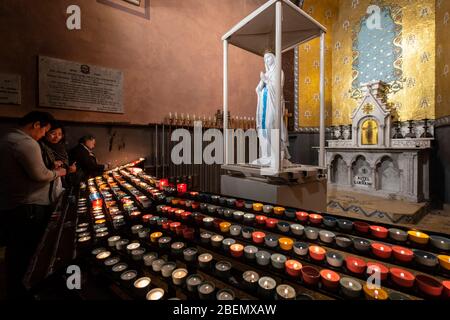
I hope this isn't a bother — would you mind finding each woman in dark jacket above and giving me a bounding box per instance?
[39,122,76,203]
[69,135,108,182]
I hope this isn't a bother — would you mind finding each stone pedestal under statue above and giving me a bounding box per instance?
[221,173,327,212]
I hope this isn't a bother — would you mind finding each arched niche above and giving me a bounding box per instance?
[376,156,400,192]
[330,155,348,185]
[352,155,373,188]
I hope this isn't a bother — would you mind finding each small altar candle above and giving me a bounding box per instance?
[169,222,181,232]
[133,277,151,297]
[172,268,188,285]
[271,253,287,269]
[112,262,128,276]
[96,251,111,261]
[252,231,266,244]
[264,234,279,248]
[285,259,302,277]
[198,253,213,269]
[170,242,185,256]
[143,252,158,266]
[363,285,389,300]
[243,271,260,290]
[150,232,163,243]
[244,245,258,260]
[296,211,309,222]
[203,217,214,228]
[255,251,271,266]
[222,238,236,252]
[120,270,137,284]
[230,225,242,236]
[158,237,172,250]
[219,222,231,233]
[198,282,216,300]
[233,211,245,221]
[276,284,296,300]
[126,242,141,254]
[211,234,224,248]
[217,289,235,301]
[340,277,363,299]
[108,236,121,247]
[159,178,169,190]
[265,218,279,229]
[256,215,267,225]
[370,226,389,239]
[407,230,430,245]
[146,288,165,300]
[258,276,276,299]
[115,239,130,251]
[131,224,143,235]
[253,203,263,212]
[279,237,294,251]
[320,269,340,290]
[243,213,255,224]
[242,227,254,239]
[182,227,195,240]
[131,248,146,261]
[230,243,244,258]
[177,183,187,194]
[200,231,212,244]
[152,259,166,272]
[183,247,198,262]
[309,245,326,261]
[138,228,149,239]
[215,261,232,278]
[273,207,285,216]
[161,262,177,278]
[186,274,203,292]
[263,205,273,214]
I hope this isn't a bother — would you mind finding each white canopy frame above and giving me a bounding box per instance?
[222,0,327,175]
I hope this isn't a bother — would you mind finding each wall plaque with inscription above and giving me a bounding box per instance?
[39,56,123,114]
[0,73,21,105]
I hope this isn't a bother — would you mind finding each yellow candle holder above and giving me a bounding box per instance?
[438,255,450,271]
[363,285,389,300]
[273,207,285,216]
[279,237,294,251]
[407,230,429,245]
[150,232,163,243]
[253,203,263,212]
[95,219,106,224]
[220,222,232,233]
[171,198,180,205]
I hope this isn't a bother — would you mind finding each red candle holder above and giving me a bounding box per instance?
[175,209,185,220]
[159,178,169,191]
[177,183,187,194]
[162,221,171,230]
[161,206,171,214]
[301,266,320,286]
[309,245,326,261]
[392,246,414,263]
[175,225,187,237]
[309,214,323,225]
[142,214,153,224]
[252,231,266,244]
[366,262,389,281]
[371,243,392,259]
[182,227,195,240]
[442,280,450,299]
[235,200,245,208]
[230,244,244,258]
[191,202,200,210]
[285,259,302,278]
[320,269,340,290]
[296,211,309,223]
[213,219,223,231]
[354,221,370,234]
[180,211,192,221]
[416,275,443,297]
[390,268,415,288]
[179,199,186,206]
[256,215,267,225]
[370,226,388,239]
[265,218,279,229]
[169,222,181,232]
[168,207,178,217]
[346,256,367,274]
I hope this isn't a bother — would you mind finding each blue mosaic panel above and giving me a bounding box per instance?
[352,7,401,88]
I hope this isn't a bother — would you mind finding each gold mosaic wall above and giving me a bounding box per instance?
[297,0,337,127]
[436,0,450,118]
[297,0,437,127]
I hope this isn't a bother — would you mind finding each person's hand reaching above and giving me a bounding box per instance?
[55,167,67,177]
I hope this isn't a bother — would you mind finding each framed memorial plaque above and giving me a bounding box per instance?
[0,73,21,105]
[123,0,141,6]
[38,56,124,114]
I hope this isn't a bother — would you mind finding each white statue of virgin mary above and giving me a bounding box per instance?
[253,52,291,166]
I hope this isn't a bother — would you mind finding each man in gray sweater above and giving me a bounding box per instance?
[0,111,66,299]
